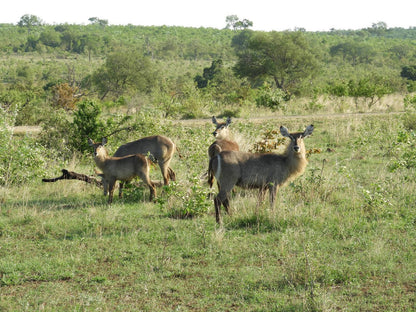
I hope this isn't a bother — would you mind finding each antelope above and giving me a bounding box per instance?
[209,124,314,224]
[88,138,156,204]
[111,135,178,197]
[208,116,239,189]
[208,116,239,158]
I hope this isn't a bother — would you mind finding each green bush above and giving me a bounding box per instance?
[388,129,416,171]
[71,100,105,153]
[255,84,287,111]
[38,99,133,157]
[37,108,74,159]
[326,76,393,108]
[0,106,47,185]
[157,177,211,219]
[403,94,416,130]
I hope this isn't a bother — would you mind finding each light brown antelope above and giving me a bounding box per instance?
[208,116,239,158]
[208,116,239,189]
[88,138,156,204]
[209,124,314,224]
[111,135,178,197]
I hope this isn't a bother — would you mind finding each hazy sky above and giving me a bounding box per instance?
[2,0,415,31]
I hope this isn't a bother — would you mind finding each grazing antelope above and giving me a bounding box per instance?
[111,135,178,197]
[88,138,156,204]
[209,124,314,224]
[208,116,239,189]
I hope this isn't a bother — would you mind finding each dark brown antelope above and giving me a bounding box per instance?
[110,135,178,197]
[209,124,314,224]
[208,116,239,189]
[88,138,156,204]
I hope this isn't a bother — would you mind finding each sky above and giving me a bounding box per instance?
[1,0,415,32]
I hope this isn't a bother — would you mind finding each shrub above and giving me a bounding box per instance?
[157,177,211,219]
[255,84,287,111]
[38,108,74,159]
[39,99,133,157]
[403,94,416,130]
[0,106,47,185]
[51,83,80,111]
[388,129,416,171]
[401,65,416,81]
[326,76,393,108]
[71,100,105,153]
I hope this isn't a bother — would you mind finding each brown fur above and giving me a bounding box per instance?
[111,135,177,197]
[209,125,314,223]
[88,138,156,204]
[114,135,177,185]
[208,116,240,188]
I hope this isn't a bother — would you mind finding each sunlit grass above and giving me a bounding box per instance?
[1,113,416,311]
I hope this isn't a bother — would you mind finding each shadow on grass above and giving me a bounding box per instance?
[1,194,108,211]
[227,213,290,234]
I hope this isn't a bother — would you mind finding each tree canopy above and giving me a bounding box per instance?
[225,15,253,30]
[232,30,320,95]
[88,48,158,100]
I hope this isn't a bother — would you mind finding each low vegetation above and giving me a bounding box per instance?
[1,19,416,311]
[1,103,416,310]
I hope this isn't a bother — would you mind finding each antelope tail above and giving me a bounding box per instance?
[176,146,184,159]
[208,154,221,188]
[208,157,214,188]
[214,154,221,182]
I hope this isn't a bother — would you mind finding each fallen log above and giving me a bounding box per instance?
[42,169,102,187]
[42,169,164,188]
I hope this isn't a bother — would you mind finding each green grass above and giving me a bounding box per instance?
[1,113,416,311]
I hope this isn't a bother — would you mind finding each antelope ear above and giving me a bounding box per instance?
[302,124,314,137]
[88,138,94,146]
[212,116,218,125]
[280,126,291,137]
[226,116,232,126]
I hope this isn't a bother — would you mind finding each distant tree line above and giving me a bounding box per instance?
[1,14,416,125]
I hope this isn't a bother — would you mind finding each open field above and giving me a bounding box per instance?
[1,112,416,311]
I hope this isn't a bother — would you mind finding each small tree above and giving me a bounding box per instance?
[348,77,391,108]
[225,15,253,30]
[1,105,47,185]
[401,65,416,81]
[194,59,223,88]
[71,100,104,153]
[51,83,80,111]
[90,48,158,100]
[17,14,43,34]
[255,83,287,111]
[80,34,100,61]
[232,30,319,95]
[88,17,108,27]
[39,29,61,48]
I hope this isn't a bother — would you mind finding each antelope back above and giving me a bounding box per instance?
[113,135,174,162]
[208,139,239,158]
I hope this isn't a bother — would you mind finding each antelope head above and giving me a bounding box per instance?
[212,116,232,139]
[280,125,314,155]
[88,137,109,158]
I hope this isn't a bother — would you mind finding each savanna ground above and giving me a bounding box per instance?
[1,102,416,311]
